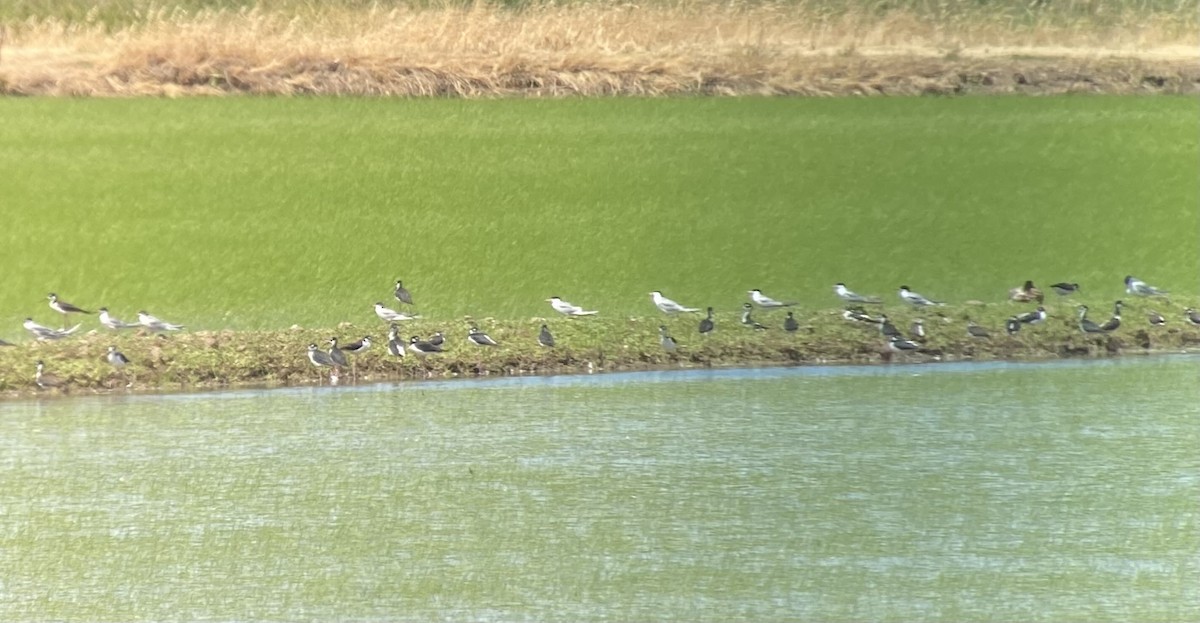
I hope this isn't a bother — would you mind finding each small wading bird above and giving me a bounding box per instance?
[748,289,796,308]
[327,338,349,379]
[538,324,555,348]
[387,325,406,358]
[650,291,699,314]
[35,360,63,389]
[1125,276,1168,297]
[306,343,336,384]
[842,307,876,323]
[1185,308,1200,326]
[740,303,767,330]
[909,319,927,341]
[659,326,677,352]
[1099,301,1123,332]
[428,332,446,348]
[1147,310,1165,326]
[340,336,371,381]
[1008,280,1044,304]
[374,303,420,323]
[1005,317,1021,336]
[468,327,499,346]
[699,307,715,334]
[877,314,901,339]
[966,320,991,339]
[834,283,881,304]
[1015,306,1047,326]
[547,297,598,317]
[887,335,921,354]
[138,311,184,332]
[48,293,91,327]
[106,345,133,387]
[98,308,139,330]
[408,335,443,356]
[394,280,414,306]
[24,318,79,341]
[898,286,943,307]
[1077,306,1105,334]
[784,311,799,332]
[1049,282,1080,296]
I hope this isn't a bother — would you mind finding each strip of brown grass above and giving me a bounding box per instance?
[1,2,1197,96]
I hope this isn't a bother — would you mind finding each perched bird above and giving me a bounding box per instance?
[387,325,406,357]
[966,321,991,339]
[1185,308,1200,326]
[394,280,414,305]
[106,345,133,387]
[887,335,921,353]
[428,332,446,348]
[1076,306,1105,334]
[909,319,927,341]
[698,307,715,334]
[374,303,420,323]
[898,286,942,307]
[784,311,799,332]
[748,289,796,308]
[659,325,678,352]
[35,360,62,389]
[307,343,332,368]
[98,308,138,330]
[1015,306,1047,325]
[1008,280,1044,303]
[48,293,91,325]
[138,311,184,332]
[408,335,444,356]
[342,336,372,354]
[834,283,881,304]
[1005,317,1021,336]
[547,297,598,316]
[1125,276,1168,297]
[877,314,902,338]
[1049,282,1080,296]
[468,326,499,346]
[1147,310,1166,326]
[23,318,79,341]
[650,291,699,314]
[327,337,349,368]
[538,324,555,348]
[1099,301,1123,332]
[740,303,767,330]
[841,307,876,323]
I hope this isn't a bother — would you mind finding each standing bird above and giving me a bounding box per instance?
[1185,308,1200,326]
[877,314,902,338]
[1125,276,1168,297]
[48,293,91,328]
[887,335,921,354]
[658,325,678,352]
[1008,280,1044,303]
[1005,317,1021,336]
[98,308,139,330]
[538,324,555,348]
[546,297,598,316]
[740,303,767,330]
[898,286,943,307]
[1049,282,1080,296]
[1147,310,1166,326]
[468,326,499,346]
[698,307,715,334]
[1076,306,1105,334]
[748,289,796,308]
[966,321,991,339]
[138,311,184,332]
[1015,306,1047,325]
[106,345,133,387]
[650,291,699,314]
[784,311,799,333]
[306,343,335,384]
[327,337,349,370]
[1099,301,1123,332]
[407,335,443,356]
[35,360,63,389]
[909,319,927,341]
[834,283,881,304]
[343,336,372,354]
[394,280,414,305]
[374,303,420,323]
[386,325,406,358]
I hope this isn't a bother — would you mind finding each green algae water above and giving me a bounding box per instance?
[0,357,1196,621]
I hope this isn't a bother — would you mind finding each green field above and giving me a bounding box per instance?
[0,96,1195,332]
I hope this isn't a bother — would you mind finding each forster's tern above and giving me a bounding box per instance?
[650,291,699,314]
[547,296,598,316]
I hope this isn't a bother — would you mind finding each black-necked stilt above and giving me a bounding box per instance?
[374,303,420,323]
[650,291,699,314]
[428,332,446,348]
[1147,310,1165,326]
[740,303,767,330]
[748,289,796,308]
[834,283,881,304]
[307,343,335,384]
[1125,276,1168,297]
[877,314,901,338]
[408,335,443,356]
[538,324,555,348]
[1008,280,1044,303]
[23,318,79,341]
[1076,306,1105,334]
[887,335,920,353]
[966,321,991,338]
[784,311,799,332]
[35,360,62,389]
[659,325,678,352]
[48,293,91,327]
[1099,301,1122,332]
[98,308,138,330]
[106,345,133,387]
[327,337,349,369]
[898,286,942,307]
[1049,282,1080,296]
[468,327,499,346]
[909,319,927,341]
[1005,317,1021,335]
[138,311,184,332]
[387,325,406,357]
[546,297,598,316]
[394,280,414,305]
[1015,306,1047,325]
[699,307,715,334]
[1185,308,1200,326]
[343,336,372,354]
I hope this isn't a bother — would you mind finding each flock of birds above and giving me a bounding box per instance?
[9,275,1197,389]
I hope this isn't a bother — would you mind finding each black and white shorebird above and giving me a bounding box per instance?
[35,360,63,389]
[748,289,796,308]
[909,319,927,341]
[138,311,184,332]
[877,314,902,338]
[342,336,372,354]
[650,291,699,314]
[408,335,443,356]
[1099,301,1123,332]
[898,286,943,307]
[698,307,715,334]
[1005,317,1021,336]
[538,324,555,348]
[784,311,799,332]
[468,326,499,346]
[106,345,133,387]
[1049,282,1080,296]
[387,325,406,358]
[23,318,80,341]
[1008,280,1044,303]
[427,332,446,348]
[887,335,921,354]
[48,293,91,327]
[834,283,881,304]
[841,307,876,323]
[98,308,139,330]
[547,297,598,316]
[1147,310,1166,326]
[1015,306,1047,325]
[306,343,336,383]
[374,303,420,323]
[1185,308,1200,326]
[1125,276,1168,297]
[1076,306,1105,334]
[966,320,991,339]
[740,303,767,330]
[394,280,414,306]
[659,325,678,352]
[327,337,349,369]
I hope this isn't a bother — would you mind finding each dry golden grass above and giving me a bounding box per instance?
[1,2,1197,96]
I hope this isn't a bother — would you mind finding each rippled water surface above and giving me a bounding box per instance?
[1,357,1197,621]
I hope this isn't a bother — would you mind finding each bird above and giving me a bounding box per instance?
[966,321,991,339]
[306,343,335,383]
[887,335,921,353]
[740,303,767,330]
[48,293,91,326]
[784,311,799,332]
[1049,282,1080,296]
[374,303,420,323]
[698,307,715,334]
[1015,306,1047,325]
[1008,280,1044,303]
[748,289,796,308]
[659,325,678,351]
[106,346,133,387]
[98,308,139,330]
[1076,306,1105,334]
[1005,317,1021,336]
[23,318,79,341]
[394,280,414,305]
[1125,276,1168,297]
[650,291,699,314]
[428,332,446,348]
[1147,310,1165,326]
[538,324,555,348]
[898,286,942,307]
[877,314,902,338]
[546,297,598,316]
[833,283,881,304]
[1099,301,1123,332]
[342,336,372,354]
[327,337,349,368]
[1186,308,1200,326]
[408,335,443,356]
[468,327,499,346]
[386,325,406,357]
[841,307,876,323]
[35,360,63,389]
[909,319,927,341]
[138,311,184,331]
